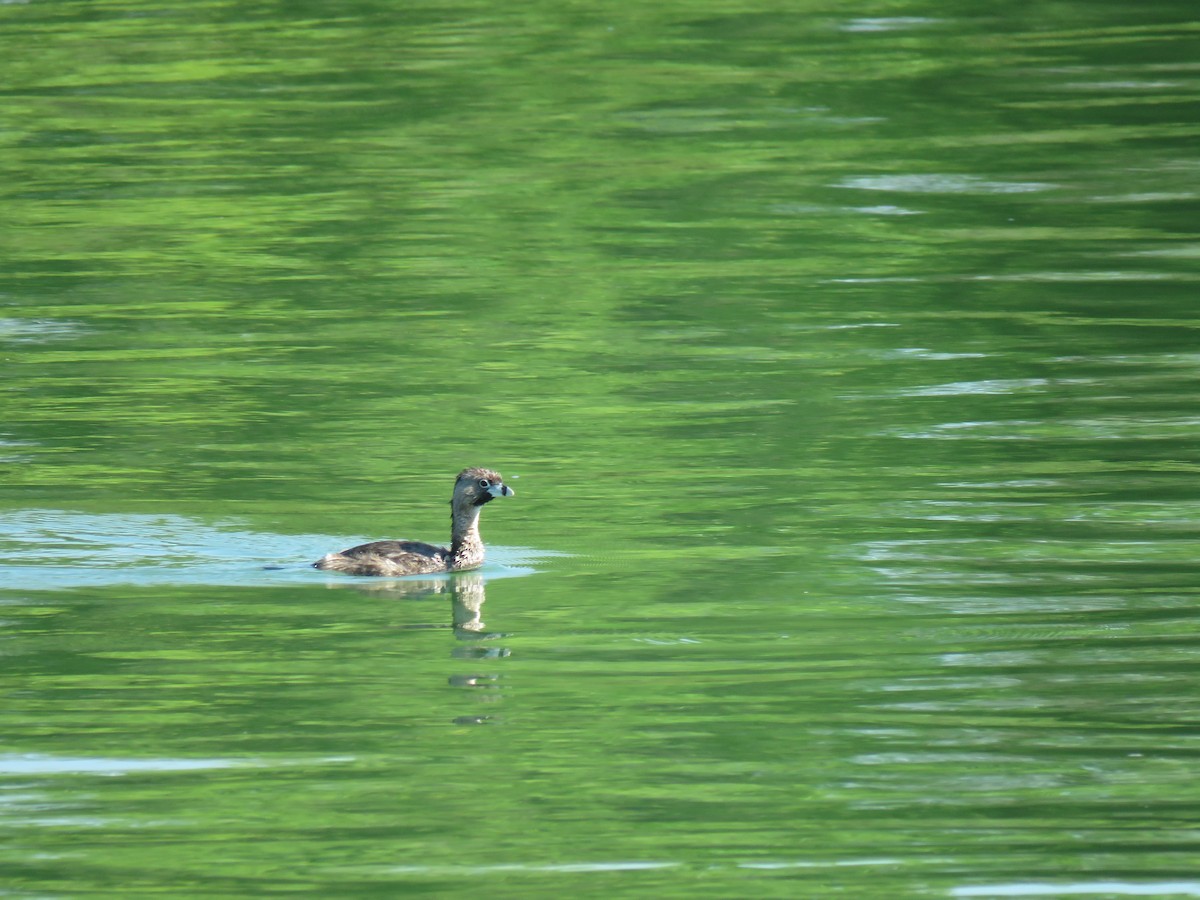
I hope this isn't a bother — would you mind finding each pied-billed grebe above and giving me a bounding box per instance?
[312,467,514,577]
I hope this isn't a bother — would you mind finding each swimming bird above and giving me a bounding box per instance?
[312,467,514,576]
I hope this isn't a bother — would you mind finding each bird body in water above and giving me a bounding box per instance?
[312,467,514,577]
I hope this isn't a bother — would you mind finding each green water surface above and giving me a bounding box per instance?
[3,1,1200,897]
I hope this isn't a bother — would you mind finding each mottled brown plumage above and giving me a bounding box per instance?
[312,467,514,577]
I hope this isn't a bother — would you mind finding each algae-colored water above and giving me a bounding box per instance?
[3,2,1200,896]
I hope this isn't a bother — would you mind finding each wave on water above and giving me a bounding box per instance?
[0,509,547,590]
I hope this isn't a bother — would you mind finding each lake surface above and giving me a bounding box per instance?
[3,1,1200,897]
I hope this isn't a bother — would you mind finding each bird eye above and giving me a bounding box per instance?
[478,479,490,488]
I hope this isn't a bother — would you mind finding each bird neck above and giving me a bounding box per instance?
[449,505,485,570]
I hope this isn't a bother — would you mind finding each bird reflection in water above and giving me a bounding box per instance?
[322,571,510,725]
[324,571,505,643]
